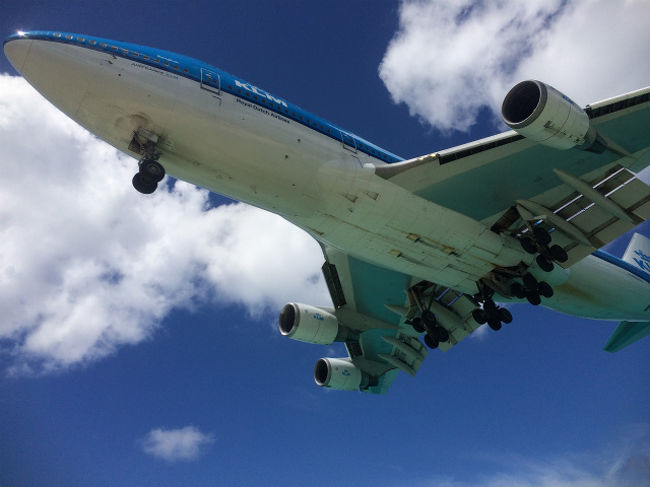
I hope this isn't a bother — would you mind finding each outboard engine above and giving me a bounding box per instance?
[502,80,600,151]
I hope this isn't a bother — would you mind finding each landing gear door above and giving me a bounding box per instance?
[200,67,221,95]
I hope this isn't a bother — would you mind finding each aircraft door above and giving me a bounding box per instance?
[200,67,221,95]
[340,131,357,153]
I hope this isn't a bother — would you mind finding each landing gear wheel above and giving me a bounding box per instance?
[520,236,538,254]
[549,244,568,263]
[132,173,157,194]
[488,319,502,331]
[510,282,525,299]
[472,308,487,325]
[498,307,513,324]
[533,226,551,245]
[421,310,437,329]
[536,254,554,272]
[410,317,426,334]
[538,281,554,298]
[526,291,541,306]
[424,334,439,349]
[433,326,449,343]
[523,273,538,291]
[139,159,165,182]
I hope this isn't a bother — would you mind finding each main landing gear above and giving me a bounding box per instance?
[405,283,451,350]
[469,226,568,332]
[471,282,512,331]
[518,225,568,272]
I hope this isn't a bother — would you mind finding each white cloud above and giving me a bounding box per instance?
[379,0,650,133]
[417,425,650,487]
[0,75,328,374]
[141,426,214,462]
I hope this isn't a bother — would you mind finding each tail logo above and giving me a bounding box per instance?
[633,249,650,273]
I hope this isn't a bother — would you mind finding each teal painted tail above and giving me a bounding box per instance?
[603,321,650,352]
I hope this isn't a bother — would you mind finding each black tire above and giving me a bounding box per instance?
[488,319,502,331]
[533,226,551,245]
[536,254,554,272]
[520,236,538,254]
[410,317,426,334]
[510,282,525,299]
[472,308,487,324]
[421,310,437,329]
[538,281,554,298]
[523,273,537,291]
[498,307,513,324]
[132,173,157,194]
[433,326,449,343]
[484,300,497,311]
[526,291,541,306]
[549,244,568,263]
[139,159,165,183]
[424,334,439,349]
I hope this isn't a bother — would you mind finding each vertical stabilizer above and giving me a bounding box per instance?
[622,233,650,276]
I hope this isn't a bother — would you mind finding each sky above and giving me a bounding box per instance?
[1,1,649,486]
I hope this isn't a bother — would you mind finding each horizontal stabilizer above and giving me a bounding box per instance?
[603,321,650,353]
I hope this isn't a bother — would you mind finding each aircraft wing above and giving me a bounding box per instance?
[376,86,650,266]
[320,245,482,394]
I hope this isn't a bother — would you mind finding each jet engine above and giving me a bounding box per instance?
[314,357,363,390]
[502,80,598,150]
[278,302,339,345]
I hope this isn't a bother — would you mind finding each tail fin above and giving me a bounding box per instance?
[604,321,650,352]
[622,233,650,276]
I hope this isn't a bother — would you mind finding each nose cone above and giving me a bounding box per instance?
[4,36,32,72]
[3,34,96,119]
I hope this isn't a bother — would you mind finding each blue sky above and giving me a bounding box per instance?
[1,1,649,486]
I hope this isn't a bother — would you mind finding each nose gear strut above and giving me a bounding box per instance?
[129,128,166,194]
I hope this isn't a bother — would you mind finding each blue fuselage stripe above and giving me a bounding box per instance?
[592,250,650,284]
[4,31,404,164]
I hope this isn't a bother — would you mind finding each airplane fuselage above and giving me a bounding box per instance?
[5,31,650,325]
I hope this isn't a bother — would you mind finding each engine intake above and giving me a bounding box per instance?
[279,302,339,345]
[502,80,597,150]
[314,358,363,390]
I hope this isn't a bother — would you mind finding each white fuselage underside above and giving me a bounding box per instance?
[7,38,650,322]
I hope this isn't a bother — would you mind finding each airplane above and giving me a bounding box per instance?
[4,30,650,394]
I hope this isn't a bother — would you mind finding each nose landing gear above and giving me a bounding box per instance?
[132,159,165,194]
[129,127,166,194]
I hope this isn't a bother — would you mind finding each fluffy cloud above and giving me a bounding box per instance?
[0,75,328,374]
[419,426,650,487]
[379,0,650,133]
[141,426,214,462]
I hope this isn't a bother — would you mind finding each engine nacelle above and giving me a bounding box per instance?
[502,80,597,150]
[314,358,363,391]
[278,302,339,345]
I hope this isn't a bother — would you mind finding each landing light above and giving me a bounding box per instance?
[16,30,26,37]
